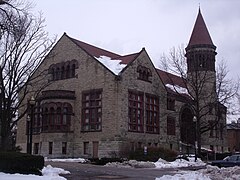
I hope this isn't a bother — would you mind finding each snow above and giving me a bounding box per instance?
[166,84,188,95]
[0,165,70,180]
[45,157,87,163]
[154,157,206,168]
[95,55,127,75]
[1,158,240,180]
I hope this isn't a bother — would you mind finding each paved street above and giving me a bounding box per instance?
[46,161,181,180]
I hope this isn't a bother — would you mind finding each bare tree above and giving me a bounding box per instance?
[0,1,55,150]
[160,46,239,155]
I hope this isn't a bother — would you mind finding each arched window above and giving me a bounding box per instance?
[40,102,72,132]
[48,60,79,81]
[66,65,70,78]
[52,68,55,80]
[63,107,67,125]
[49,107,55,130]
[56,67,61,80]
[71,64,76,78]
[42,108,49,132]
[61,66,65,79]
[56,107,62,124]
[137,65,152,82]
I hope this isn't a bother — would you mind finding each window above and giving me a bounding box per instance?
[83,142,89,154]
[49,142,53,154]
[220,123,224,140]
[32,102,41,134]
[167,98,175,111]
[34,143,39,154]
[146,94,159,134]
[41,102,72,132]
[128,91,144,132]
[137,65,152,82]
[48,60,78,81]
[62,142,67,154]
[167,116,176,135]
[209,121,219,138]
[82,89,102,132]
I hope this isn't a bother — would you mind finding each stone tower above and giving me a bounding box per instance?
[185,8,217,102]
[185,9,224,152]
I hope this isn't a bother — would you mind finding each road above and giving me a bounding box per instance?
[46,161,183,180]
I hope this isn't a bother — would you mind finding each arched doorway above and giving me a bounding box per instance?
[180,107,195,145]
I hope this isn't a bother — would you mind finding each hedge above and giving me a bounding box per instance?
[129,147,177,162]
[0,151,44,175]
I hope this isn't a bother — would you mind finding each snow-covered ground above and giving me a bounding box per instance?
[1,157,240,180]
[0,165,70,180]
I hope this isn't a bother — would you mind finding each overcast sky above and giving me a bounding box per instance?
[32,0,240,79]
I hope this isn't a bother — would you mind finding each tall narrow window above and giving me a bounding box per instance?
[49,142,53,154]
[167,116,176,135]
[66,65,70,78]
[56,107,62,130]
[84,142,89,154]
[71,64,76,78]
[34,143,39,154]
[128,91,144,132]
[49,107,55,131]
[146,94,159,134]
[62,142,67,154]
[61,66,65,79]
[82,89,102,132]
[167,98,175,111]
[56,67,61,80]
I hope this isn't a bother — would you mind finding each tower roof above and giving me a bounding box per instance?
[187,9,215,47]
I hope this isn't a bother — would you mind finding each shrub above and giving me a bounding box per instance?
[0,151,44,175]
[89,158,124,165]
[129,147,177,162]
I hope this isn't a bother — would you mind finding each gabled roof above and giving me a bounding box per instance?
[156,69,186,88]
[187,9,214,47]
[66,33,188,96]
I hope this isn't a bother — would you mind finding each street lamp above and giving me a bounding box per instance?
[193,116,197,162]
[26,96,35,154]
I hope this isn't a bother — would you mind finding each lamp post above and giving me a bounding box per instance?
[26,96,35,154]
[193,116,197,162]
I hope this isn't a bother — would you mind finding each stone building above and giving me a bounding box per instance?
[16,9,227,158]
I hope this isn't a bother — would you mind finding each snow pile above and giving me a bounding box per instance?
[0,165,70,180]
[42,165,70,177]
[106,158,205,169]
[45,158,87,163]
[155,158,206,168]
[166,84,188,95]
[95,55,126,75]
[156,171,211,180]
[105,160,155,168]
[199,165,240,180]
[156,165,240,180]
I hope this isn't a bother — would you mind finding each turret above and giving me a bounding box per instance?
[185,9,217,73]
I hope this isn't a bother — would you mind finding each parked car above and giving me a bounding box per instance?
[211,154,240,168]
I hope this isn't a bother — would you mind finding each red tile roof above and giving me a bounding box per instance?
[69,35,140,64]
[67,34,186,91]
[70,36,120,59]
[187,9,214,47]
[156,69,186,88]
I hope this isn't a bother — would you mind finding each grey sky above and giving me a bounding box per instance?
[32,0,240,79]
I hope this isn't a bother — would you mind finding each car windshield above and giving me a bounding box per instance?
[226,155,239,161]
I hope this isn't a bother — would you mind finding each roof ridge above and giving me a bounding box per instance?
[68,36,121,58]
